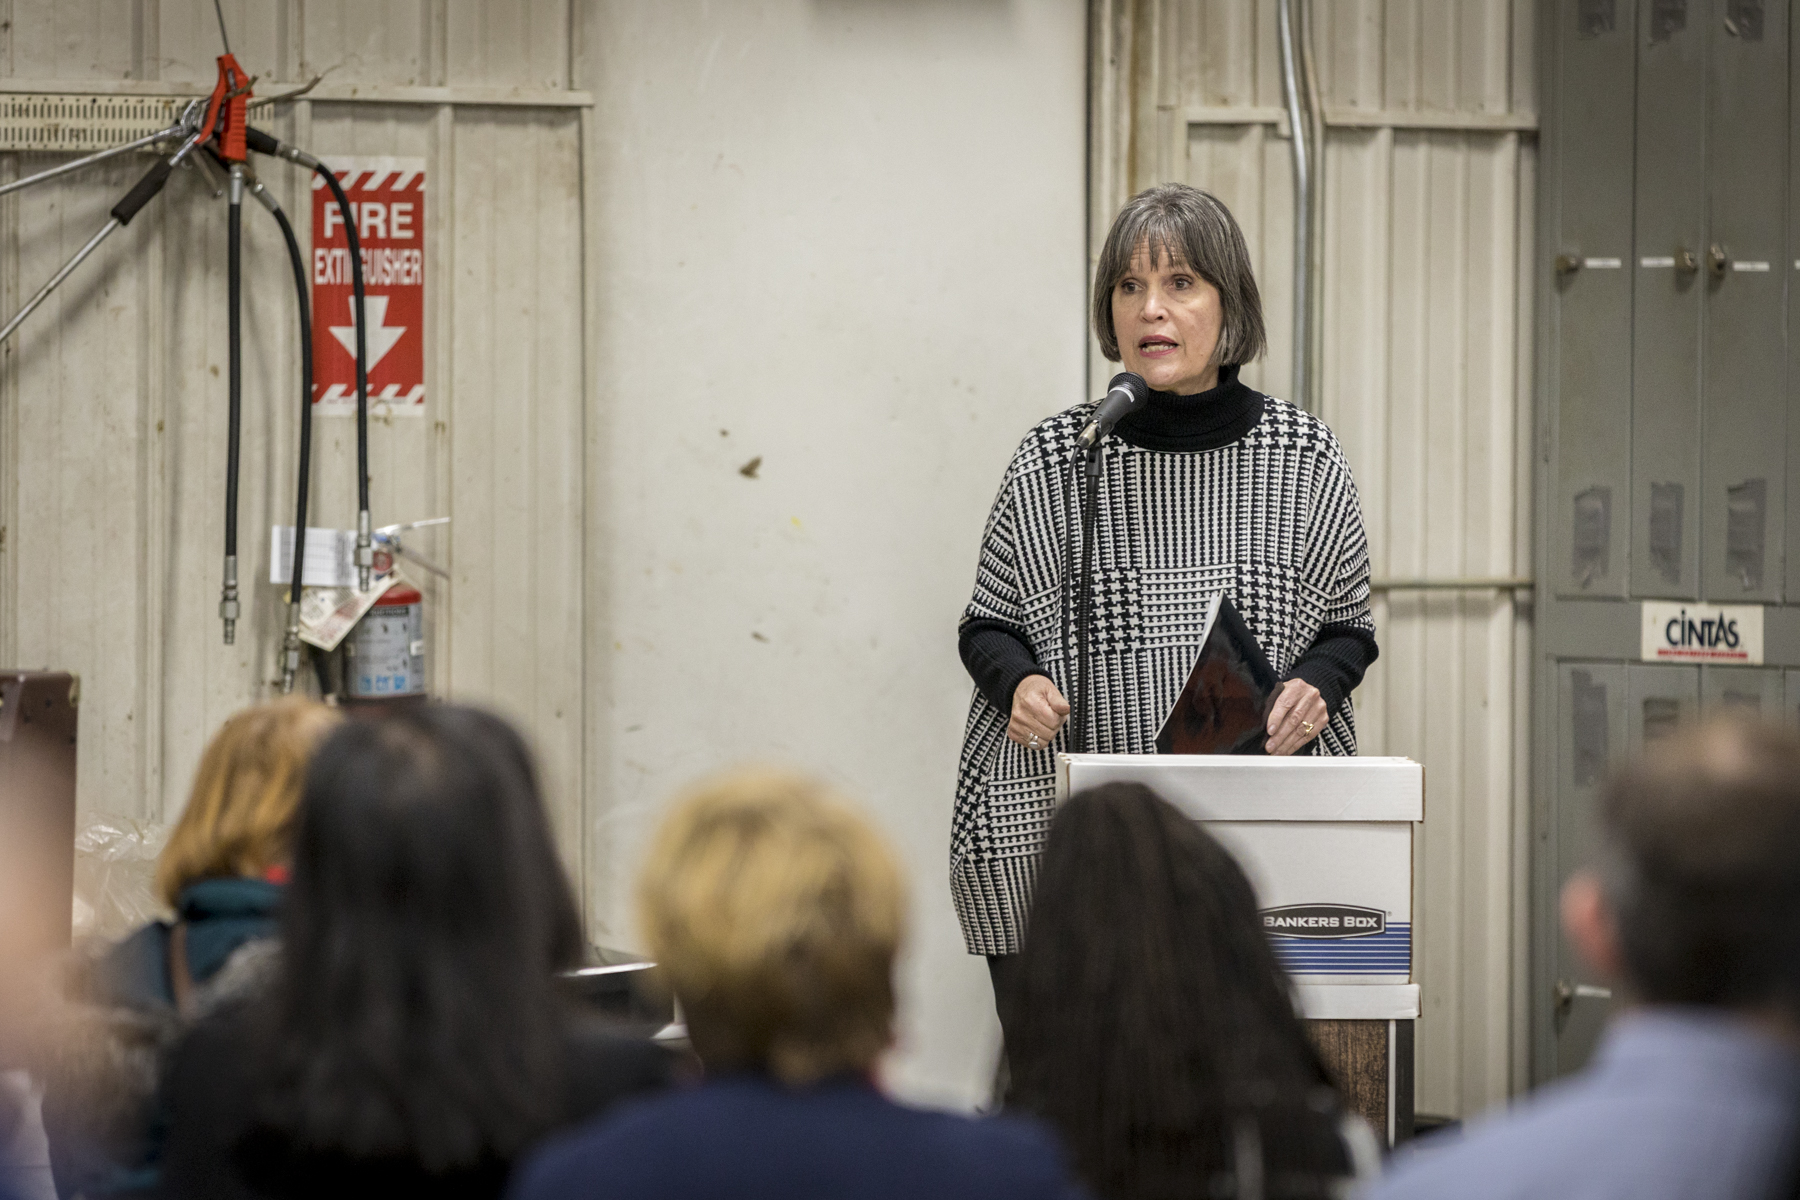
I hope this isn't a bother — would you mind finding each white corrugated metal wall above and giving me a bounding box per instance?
[0,1,596,879]
[1,0,1537,1121]
[0,0,1091,1108]
[1092,0,1537,1116]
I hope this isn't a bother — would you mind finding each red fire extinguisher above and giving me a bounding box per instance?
[341,581,426,704]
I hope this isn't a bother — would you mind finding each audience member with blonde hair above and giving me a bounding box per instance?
[156,704,673,1199]
[41,698,337,1199]
[511,768,1086,1200]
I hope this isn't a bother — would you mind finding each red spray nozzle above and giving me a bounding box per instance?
[209,54,254,164]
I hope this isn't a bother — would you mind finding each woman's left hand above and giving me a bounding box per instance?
[1265,678,1327,756]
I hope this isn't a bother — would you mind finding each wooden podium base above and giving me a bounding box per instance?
[1308,1018,1415,1146]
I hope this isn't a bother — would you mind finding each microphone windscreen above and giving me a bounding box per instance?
[1107,371,1149,403]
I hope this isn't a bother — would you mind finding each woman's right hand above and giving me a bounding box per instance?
[1009,675,1071,750]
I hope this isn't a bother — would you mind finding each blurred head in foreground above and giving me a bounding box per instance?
[1563,715,1800,1014]
[157,697,339,903]
[637,769,905,1084]
[258,704,585,1169]
[1006,782,1350,1199]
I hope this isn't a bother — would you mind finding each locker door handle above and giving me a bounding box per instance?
[1554,979,1613,1014]
[1708,243,1729,278]
[1676,246,1698,276]
[1555,253,1582,276]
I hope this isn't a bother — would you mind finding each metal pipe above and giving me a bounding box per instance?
[1297,0,1325,413]
[0,120,206,347]
[1277,0,1312,413]
[0,126,183,200]
[0,219,119,345]
[1369,578,1535,593]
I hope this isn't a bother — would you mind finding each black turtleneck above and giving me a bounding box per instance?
[958,367,1378,735]
[1113,364,1265,451]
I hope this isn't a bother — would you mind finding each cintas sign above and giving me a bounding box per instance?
[1640,600,1764,665]
[312,156,425,415]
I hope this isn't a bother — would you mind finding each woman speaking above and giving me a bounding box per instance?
[952,184,1378,977]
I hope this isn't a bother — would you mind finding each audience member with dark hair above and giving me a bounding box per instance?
[1370,716,1800,1200]
[157,705,673,1200]
[1003,782,1374,1199]
[510,768,1086,1200]
[39,698,337,1199]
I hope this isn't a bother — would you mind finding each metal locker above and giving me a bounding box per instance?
[1553,661,1628,1075]
[1700,665,1785,714]
[1789,6,1800,603]
[1552,0,1637,599]
[1785,669,1800,727]
[1701,0,1788,603]
[1627,664,1700,754]
[1631,0,1704,598]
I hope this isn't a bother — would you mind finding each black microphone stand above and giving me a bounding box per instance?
[1069,442,1103,753]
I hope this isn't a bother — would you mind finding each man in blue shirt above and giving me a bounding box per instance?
[1370,717,1800,1200]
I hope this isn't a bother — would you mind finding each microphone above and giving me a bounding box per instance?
[1077,372,1150,450]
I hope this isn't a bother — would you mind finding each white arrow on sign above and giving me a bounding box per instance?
[328,294,407,371]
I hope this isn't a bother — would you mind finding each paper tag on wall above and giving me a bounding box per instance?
[298,569,403,651]
[1641,600,1764,665]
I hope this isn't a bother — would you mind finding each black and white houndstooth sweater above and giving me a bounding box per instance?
[950,372,1377,956]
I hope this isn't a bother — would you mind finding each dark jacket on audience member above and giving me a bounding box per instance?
[98,878,283,1009]
[508,1073,1089,1200]
[157,1009,674,1200]
[42,877,282,1199]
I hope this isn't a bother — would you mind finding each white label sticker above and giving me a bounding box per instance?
[1733,260,1772,272]
[1640,256,1676,268]
[1583,256,1623,269]
[271,526,358,589]
[1641,601,1764,665]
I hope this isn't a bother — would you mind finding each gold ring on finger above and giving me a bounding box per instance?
[1302,721,1315,735]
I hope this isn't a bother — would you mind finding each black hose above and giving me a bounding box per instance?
[225,182,242,561]
[315,168,369,516]
[266,202,314,615]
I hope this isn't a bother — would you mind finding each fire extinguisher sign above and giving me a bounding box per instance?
[312,156,425,415]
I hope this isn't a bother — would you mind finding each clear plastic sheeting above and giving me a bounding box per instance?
[71,815,170,942]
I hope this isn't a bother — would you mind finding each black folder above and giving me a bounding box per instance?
[1154,594,1279,755]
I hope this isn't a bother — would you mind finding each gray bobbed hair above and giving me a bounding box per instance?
[1092,183,1267,367]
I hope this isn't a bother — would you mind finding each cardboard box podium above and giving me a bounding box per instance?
[1057,754,1424,1145]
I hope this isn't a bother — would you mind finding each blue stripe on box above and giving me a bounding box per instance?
[1270,922,1410,975]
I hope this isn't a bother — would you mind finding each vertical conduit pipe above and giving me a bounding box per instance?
[1277,0,1313,413]
[1298,0,1325,415]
